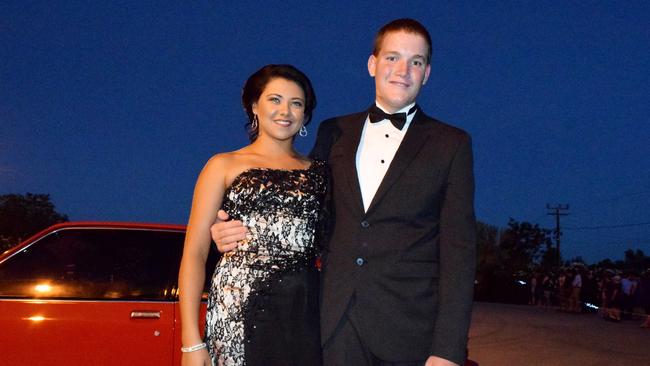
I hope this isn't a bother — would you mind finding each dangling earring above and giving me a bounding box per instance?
[299,124,307,137]
[251,115,258,131]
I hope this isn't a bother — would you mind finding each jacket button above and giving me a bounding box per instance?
[356,257,365,266]
[360,220,370,228]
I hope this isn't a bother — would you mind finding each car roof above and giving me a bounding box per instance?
[1,221,186,261]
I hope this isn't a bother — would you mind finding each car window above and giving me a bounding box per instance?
[0,228,187,300]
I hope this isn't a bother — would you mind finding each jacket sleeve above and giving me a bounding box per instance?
[430,132,477,365]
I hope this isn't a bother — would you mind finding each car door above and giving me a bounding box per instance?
[0,227,185,366]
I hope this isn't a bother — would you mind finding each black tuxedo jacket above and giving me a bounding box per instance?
[310,108,477,365]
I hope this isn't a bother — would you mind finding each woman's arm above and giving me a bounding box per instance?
[178,155,228,365]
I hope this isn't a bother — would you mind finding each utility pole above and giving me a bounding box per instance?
[547,204,569,267]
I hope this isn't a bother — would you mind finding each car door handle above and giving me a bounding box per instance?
[130,311,161,319]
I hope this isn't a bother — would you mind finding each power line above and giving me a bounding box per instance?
[568,240,650,248]
[565,221,650,230]
[589,190,650,205]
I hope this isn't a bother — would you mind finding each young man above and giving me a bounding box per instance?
[213,18,476,366]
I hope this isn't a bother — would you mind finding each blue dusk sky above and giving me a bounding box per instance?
[2,1,649,263]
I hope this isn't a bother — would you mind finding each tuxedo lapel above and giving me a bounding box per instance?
[365,111,431,215]
[332,115,366,217]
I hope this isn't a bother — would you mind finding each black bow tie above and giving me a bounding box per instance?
[368,104,417,130]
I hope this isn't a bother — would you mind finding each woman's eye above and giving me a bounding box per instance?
[292,101,304,107]
[269,97,280,103]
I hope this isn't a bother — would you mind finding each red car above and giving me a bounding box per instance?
[0,222,478,365]
[0,222,218,366]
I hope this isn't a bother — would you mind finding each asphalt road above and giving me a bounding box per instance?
[468,302,650,366]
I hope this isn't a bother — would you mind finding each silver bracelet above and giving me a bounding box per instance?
[181,342,207,353]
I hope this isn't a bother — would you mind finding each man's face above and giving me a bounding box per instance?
[368,31,431,113]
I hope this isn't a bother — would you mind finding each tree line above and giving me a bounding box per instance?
[475,218,650,303]
[0,193,68,252]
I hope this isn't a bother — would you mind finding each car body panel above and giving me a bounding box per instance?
[0,222,214,366]
[0,299,176,365]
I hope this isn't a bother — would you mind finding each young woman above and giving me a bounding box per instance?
[178,64,326,366]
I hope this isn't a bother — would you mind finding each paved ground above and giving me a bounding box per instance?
[468,302,650,366]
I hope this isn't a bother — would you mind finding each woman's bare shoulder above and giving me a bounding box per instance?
[204,149,259,186]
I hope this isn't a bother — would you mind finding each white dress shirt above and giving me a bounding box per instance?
[356,101,417,212]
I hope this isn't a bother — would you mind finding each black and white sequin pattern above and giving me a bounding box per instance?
[204,160,327,366]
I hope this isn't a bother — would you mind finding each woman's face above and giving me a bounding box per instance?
[252,77,305,141]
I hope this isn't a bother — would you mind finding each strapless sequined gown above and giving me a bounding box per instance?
[204,160,327,366]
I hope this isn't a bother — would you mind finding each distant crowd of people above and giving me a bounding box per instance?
[527,266,650,328]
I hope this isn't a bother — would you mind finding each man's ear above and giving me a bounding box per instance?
[422,64,431,85]
[367,55,377,77]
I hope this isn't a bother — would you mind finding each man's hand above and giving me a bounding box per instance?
[210,210,248,253]
[425,355,459,366]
